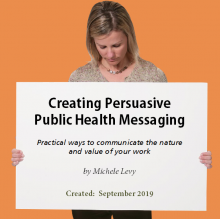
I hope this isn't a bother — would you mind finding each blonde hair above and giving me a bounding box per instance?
[86,1,139,66]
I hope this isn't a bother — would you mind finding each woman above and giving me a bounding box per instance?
[12,1,212,219]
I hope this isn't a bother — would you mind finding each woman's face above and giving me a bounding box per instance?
[94,30,128,65]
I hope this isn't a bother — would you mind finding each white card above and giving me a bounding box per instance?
[16,82,207,210]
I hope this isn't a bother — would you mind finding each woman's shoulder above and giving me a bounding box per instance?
[134,57,167,82]
[68,62,96,82]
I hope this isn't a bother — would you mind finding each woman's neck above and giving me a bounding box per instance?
[101,55,131,71]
